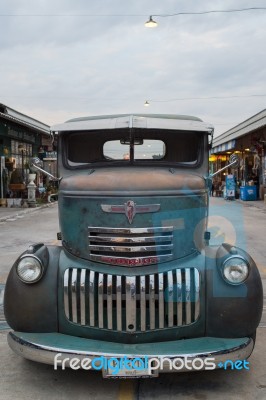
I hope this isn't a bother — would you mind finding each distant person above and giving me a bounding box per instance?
[209,181,214,196]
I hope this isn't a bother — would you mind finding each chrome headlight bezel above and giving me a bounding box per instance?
[16,254,44,284]
[221,255,249,285]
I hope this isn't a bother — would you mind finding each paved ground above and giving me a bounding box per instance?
[0,198,265,399]
[1,197,265,221]
[0,202,56,222]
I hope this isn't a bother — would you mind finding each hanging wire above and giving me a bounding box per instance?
[0,7,266,17]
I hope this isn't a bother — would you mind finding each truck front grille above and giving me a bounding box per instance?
[88,226,174,266]
[63,267,200,332]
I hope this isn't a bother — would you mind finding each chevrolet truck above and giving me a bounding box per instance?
[4,114,263,378]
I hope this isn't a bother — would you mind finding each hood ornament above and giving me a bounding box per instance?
[101,201,160,224]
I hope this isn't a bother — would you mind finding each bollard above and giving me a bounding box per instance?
[27,173,37,208]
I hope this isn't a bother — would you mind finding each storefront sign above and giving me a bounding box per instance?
[8,127,35,143]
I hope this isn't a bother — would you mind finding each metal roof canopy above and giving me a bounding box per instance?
[0,103,50,135]
[51,114,214,133]
[213,108,266,149]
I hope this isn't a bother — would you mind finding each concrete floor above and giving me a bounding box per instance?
[0,199,265,399]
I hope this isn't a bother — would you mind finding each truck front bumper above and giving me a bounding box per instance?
[8,331,254,377]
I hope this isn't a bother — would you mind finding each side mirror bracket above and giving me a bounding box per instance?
[29,157,61,182]
[209,154,240,179]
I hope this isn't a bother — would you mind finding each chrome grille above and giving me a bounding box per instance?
[63,267,200,332]
[88,226,174,266]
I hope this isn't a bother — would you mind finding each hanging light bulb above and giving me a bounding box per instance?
[144,101,150,107]
[144,16,158,27]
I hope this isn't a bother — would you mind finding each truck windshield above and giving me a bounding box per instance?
[103,139,165,160]
[63,129,203,168]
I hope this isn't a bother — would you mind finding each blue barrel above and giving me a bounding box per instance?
[240,186,257,201]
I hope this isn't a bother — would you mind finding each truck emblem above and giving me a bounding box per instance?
[125,200,136,224]
[101,201,160,224]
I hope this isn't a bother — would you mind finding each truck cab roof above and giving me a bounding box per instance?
[51,113,213,133]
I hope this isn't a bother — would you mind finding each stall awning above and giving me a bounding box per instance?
[211,140,236,154]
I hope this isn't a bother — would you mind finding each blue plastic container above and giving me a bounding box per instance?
[240,186,257,201]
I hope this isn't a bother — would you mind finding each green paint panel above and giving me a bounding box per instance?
[59,194,208,261]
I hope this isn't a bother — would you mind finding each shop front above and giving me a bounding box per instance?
[211,109,266,201]
[0,103,52,207]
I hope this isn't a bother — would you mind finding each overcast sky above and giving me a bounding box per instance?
[1,0,266,137]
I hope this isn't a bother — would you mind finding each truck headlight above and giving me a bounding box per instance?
[222,256,249,284]
[16,255,43,284]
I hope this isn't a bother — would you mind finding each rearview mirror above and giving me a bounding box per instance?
[120,138,143,145]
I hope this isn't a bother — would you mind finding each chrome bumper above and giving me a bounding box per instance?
[8,332,254,376]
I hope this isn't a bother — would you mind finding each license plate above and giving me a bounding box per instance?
[102,358,158,379]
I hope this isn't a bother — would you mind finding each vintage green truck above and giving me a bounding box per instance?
[4,114,263,377]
